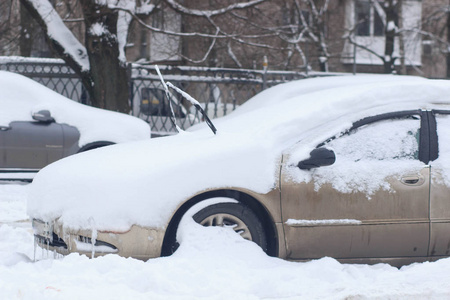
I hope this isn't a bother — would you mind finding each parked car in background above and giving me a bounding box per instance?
[137,84,237,136]
[138,86,200,136]
[30,75,450,267]
[0,71,150,180]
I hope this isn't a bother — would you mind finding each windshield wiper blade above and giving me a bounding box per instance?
[155,65,182,133]
[166,82,217,135]
[155,65,217,135]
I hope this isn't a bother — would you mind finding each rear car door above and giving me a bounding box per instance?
[429,110,450,257]
[280,111,431,262]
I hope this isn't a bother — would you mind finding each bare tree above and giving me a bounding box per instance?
[346,0,401,74]
[168,0,333,71]
[19,0,279,112]
[296,0,331,72]
[420,1,450,78]
[0,1,20,55]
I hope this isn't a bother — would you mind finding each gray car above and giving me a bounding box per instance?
[0,71,150,180]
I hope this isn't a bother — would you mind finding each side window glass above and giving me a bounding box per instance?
[288,116,424,196]
[326,118,420,161]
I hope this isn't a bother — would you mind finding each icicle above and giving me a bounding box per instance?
[33,237,37,262]
[46,239,50,258]
[91,228,98,259]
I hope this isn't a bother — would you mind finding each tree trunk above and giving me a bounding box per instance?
[384,0,397,74]
[19,2,33,57]
[80,0,130,113]
[397,0,407,75]
[317,32,329,72]
[20,0,130,114]
[19,0,94,94]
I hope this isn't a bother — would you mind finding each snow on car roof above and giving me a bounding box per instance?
[28,75,450,231]
[0,71,150,146]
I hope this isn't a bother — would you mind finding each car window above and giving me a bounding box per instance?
[292,117,424,196]
[325,118,420,161]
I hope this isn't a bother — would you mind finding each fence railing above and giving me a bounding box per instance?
[0,56,329,135]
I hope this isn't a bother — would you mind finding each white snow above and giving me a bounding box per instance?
[29,0,89,71]
[0,183,29,224]
[114,0,136,63]
[0,71,150,146]
[433,114,450,186]
[166,82,201,106]
[286,219,362,226]
[89,23,108,36]
[2,183,450,299]
[288,118,425,196]
[386,20,398,32]
[28,75,450,232]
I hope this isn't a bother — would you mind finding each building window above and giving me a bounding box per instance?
[342,0,421,66]
[355,0,397,37]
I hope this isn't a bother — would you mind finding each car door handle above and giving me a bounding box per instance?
[401,175,422,185]
[0,126,10,131]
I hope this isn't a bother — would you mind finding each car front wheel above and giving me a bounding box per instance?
[192,202,268,252]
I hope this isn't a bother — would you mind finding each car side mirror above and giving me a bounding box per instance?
[32,110,55,123]
[298,148,336,170]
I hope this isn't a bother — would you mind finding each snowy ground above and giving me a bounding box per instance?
[1,183,450,300]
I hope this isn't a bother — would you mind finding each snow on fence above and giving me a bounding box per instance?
[0,56,320,135]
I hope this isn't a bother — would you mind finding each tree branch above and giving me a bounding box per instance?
[164,0,267,17]
[20,0,89,72]
[179,29,219,64]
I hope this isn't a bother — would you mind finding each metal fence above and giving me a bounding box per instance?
[0,56,323,135]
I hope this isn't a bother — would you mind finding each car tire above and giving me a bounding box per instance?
[78,141,115,153]
[192,202,268,252]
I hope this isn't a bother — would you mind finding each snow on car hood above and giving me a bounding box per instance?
[29,131,278,231]
[28,75,450,231]
[0,71,150,146]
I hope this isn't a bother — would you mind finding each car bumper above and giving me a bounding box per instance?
[32,218,165,260]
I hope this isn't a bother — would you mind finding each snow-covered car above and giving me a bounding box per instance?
[30,75,450,267]
[0,71,150,180]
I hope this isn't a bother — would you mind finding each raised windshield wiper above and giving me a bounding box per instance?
[155,65,217,135]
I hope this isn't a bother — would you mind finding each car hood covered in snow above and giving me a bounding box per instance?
[28,75,450,232]
[0,71,150,146]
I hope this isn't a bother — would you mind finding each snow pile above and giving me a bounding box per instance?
[224,74,426,118]
[3,184,450,299]
[29,131,278,230]
[0,183,29,224]
[28,75,450,231]
[0,71,150,146]
[1,222,450,299]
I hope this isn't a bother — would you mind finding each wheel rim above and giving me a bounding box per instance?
[199,213,253,241]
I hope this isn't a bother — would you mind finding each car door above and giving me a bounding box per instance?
[280,110,431,261]
[429,110,450,257]
[0,121,64,169]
